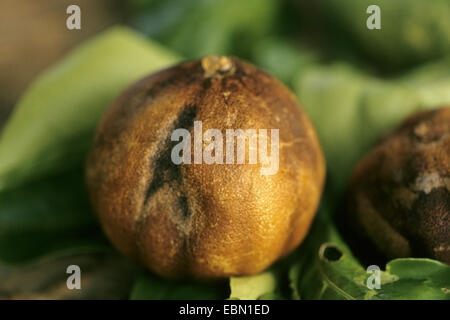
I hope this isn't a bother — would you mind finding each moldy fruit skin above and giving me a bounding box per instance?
[86,56,326,279]
[347,107,450,264]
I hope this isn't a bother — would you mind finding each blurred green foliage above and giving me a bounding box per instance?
[128,0,450,73]
[299,0,450,70]
[128,0,282,59]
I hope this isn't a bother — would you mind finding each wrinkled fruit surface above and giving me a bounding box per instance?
[86,56,325,279]
[347,107,450,264]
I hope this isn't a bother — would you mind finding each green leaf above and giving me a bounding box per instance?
[130,273,228,300]
[0,26,180,191]
[0,167,109,264]
[375,259,450,300]
[229,272,278,300]
[290,208,450,300]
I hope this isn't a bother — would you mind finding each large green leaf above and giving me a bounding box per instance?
[0,26,180,191]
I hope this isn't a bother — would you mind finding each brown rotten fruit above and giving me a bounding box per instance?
[347,107,450,264]
[86,56,325,279]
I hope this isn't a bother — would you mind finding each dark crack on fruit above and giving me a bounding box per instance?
[143,104,197,215]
